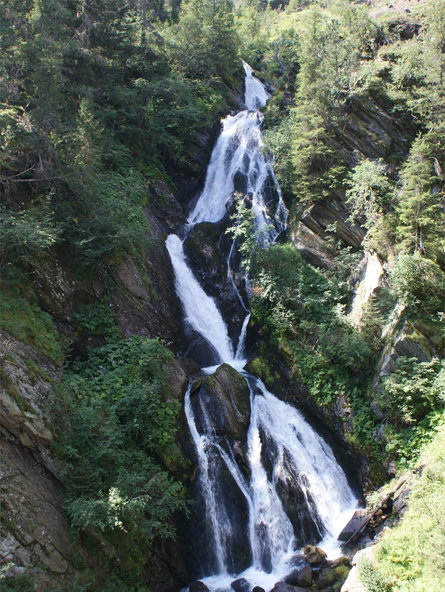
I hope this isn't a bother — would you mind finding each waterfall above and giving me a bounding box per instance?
[166,63,358,591]
[166,234,234,365]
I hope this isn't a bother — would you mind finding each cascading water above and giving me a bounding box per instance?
[188,62,287,238]
[166,64,358,591]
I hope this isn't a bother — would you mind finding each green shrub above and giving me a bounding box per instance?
[0,201,60,269]
[57,336,186,586]
[378,357,444,426]
[358,557,389,592]
[72,301,120,342]
[375,425,445,591]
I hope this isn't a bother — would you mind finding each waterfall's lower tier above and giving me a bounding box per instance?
[184,366,358,591]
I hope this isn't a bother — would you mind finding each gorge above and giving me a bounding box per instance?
[1,2,444,592]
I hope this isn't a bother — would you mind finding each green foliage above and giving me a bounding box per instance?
[226,198,271,271]
[374,425,445,591]
[0,0,241,283]
[0,573,34,592]
[375,357,445,466]
[394,130,445,263]
[389,252,445,323]
[358,558,389,592]
[165,0,241,84]
[0,200,60,269]
[250,243,377,406]
[57,335,186,586]
[379,357,444,425]
[346,159,392,230]
[72,301,121,342]
[0,292,63,364]
[64,171,151,267]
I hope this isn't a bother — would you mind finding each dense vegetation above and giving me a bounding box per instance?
[358,424,445,592]
[54,305,187,589]
[231,0,445,476]
[0,0,241,280]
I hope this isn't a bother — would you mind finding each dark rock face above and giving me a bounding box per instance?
[32,180,189,358]
[338,509,370,542]
[191,364,250,442]
[285,565,312,588]
[231,577,252,592]
[189,582,211,592]
[0,332,72,587]
[185,364,252,576]
[259,434,324,547]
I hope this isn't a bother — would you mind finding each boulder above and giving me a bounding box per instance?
[338,509,370,541]
[341,546,374,592]
[285,565,312,587]
[252,587,266,592]
[231,578,251,592]
[271,583,307,592]
[163,358,189,402]
[302,544,327,565]
[189,582,211,592]
[192,364,250,442]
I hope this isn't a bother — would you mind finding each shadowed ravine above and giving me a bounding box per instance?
[166,63,358,591]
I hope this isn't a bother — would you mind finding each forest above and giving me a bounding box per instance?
[0,1,444,591]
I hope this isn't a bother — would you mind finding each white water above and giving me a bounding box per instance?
[166,234,235,364]
[166,64,358,591]
[188,64,287,238]
[253,379,357,546]
[243,61,270,110]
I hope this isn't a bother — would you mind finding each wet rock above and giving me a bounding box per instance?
[285,564,312,587]
[393,486,411,515]
[231,577,251,592]
[252,587,266,592]
[269,447,324,547]
[338,509,370,541]
[302,544,327,565]
[192,364,250,442]
[189,582,211,592]
[234,171,248,193]
[271,583,307,592]
[163,358,189,402]
[183,220,247,347]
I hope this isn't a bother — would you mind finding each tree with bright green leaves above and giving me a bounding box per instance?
[346,159,392,230]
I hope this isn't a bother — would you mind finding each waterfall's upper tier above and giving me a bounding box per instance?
[243,61,270,110]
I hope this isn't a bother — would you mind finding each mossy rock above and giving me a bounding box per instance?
[192,364,250,441]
